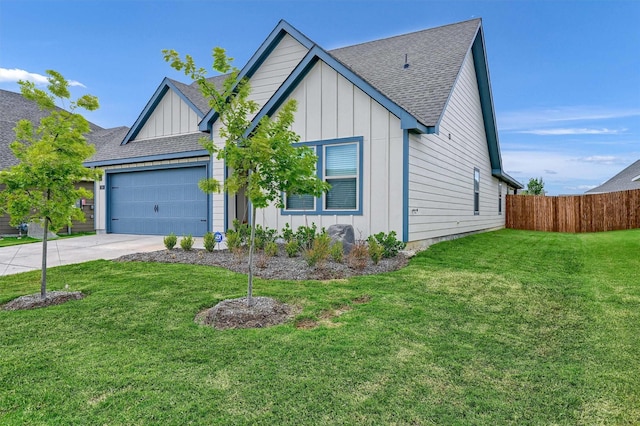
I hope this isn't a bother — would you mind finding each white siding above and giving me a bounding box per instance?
[247,33,309,115]
[93,156,210,234]
[408,51,504,243]
[255,61,403,239]
[135,89,200,140]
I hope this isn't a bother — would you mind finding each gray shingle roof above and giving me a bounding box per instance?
[87,132,206,165]
[585,160,640,194]
[0,88,125,169]
[329,19,481,127]
[169,75,229,115]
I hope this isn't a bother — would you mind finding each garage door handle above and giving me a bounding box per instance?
[200,219,207,222]
[154,204,159,213]
[112,218,119,221]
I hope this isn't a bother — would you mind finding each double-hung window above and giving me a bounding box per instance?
[284,137,362,215]
[324,143,358,210]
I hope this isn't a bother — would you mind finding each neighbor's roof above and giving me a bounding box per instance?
[585,160,640,194]
[0,88,125,170]
[329,18,481,128]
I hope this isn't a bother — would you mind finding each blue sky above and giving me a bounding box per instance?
[1,0,638,195]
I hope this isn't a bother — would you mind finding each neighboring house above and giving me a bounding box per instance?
[0,88,128,235]
[87,18,522,248]
[585,160,640,194]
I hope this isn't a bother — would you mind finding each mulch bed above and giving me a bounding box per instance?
[2,291,85,311]
[115,246,409,281]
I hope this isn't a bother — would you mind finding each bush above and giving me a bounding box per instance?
[330,241,344,263]
[254,224,278,250]
[264,241,278,257]
[281,223,294,242]
[203,232,216,252]
[369,231,406,258]
[296,223,319,250]
[348,241,369,270]
[164,233,177,250]
[180,235,194,251]
[231,219,250,246]
[367,237,383,265]
[304,232,331,267]
[226,231,242,252]
[285,240,299,258]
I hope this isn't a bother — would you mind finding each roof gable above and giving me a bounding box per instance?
[122,77,206,144]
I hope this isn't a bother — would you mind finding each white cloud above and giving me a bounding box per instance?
[517,128,626,136]
[498,106,640,132]
[0,68,86,88]
[578,155,627,165]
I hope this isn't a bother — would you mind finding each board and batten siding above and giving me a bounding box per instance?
[246,33,310,117]
[254,61,404,238]
[210,33,310,234]
[93,156,210,234]
[134,89,200,141]
[408,51,504,244]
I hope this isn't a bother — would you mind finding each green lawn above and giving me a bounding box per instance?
[0,232,95,247]
[1,229,638,425]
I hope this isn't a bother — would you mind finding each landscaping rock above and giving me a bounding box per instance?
[27,220,58,240]
[327,224,355,254]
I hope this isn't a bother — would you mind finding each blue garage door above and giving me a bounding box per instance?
[109,166,208,236]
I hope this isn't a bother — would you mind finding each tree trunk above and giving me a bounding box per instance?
[41,218,49,299]
[247,204,257,307]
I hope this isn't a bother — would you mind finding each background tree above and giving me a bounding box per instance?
[0,71,102,299]
[164,48,329,306]
[523,177,545,195]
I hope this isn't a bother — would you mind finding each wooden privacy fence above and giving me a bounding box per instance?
[506,189,640,233]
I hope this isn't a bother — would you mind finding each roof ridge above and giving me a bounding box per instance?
[329,18,481,52]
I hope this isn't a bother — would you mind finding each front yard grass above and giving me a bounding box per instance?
[1,229,638,424]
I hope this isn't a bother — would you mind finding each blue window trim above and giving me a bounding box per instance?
[281,136,363,216]
[105,161,212,234]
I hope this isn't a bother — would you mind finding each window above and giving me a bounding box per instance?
[324,143,358,210]
[498,182,503,215]
[474,168,480,215]
[284,137,363,215]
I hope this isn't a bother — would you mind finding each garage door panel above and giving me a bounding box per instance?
[109,166,208,236]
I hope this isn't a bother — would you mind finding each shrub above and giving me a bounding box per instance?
[330,241,344,263]
[180,235,194,251]
[203,232,216,252]
[281,223,294,242]
[369,231,406,258]
[231,219,250,245]
[296,223,319,250]
[264,241,278,257]
[348,241,369,270]
[164,233,177,250]
[304,232,331,267]
[367,237,383,265]
[225,230,242,252]
[254,224,278,250]
[285,240,299,257]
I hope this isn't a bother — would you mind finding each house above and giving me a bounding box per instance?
[0,88,128,235]
[585,160,640,194]
[87,18,522,248]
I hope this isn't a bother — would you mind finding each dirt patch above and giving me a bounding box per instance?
[352,295,372,304]
[2,291,85,311]
[195,296,299,330]
[116,246,408,281]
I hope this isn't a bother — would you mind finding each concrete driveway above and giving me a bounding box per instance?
[0,234,201,276]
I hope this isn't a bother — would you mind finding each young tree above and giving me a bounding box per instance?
[164,48,329,306]
[523,177,545,195]
[0,70,102,299]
